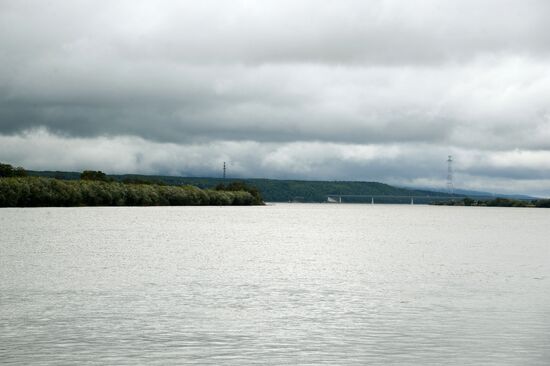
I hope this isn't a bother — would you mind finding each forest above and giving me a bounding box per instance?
[0,164,263,207]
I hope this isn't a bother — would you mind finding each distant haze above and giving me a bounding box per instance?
[1,1,550,196]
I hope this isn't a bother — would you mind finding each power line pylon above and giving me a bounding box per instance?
[447,155,454,195]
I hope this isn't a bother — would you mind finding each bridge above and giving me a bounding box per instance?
[326,194,467,204]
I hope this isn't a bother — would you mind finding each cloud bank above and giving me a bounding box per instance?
[1,0,549,196]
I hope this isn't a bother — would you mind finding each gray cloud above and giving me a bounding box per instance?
[1,1,550,195]
[2,61,549,148]
[3,0,550,65]
[2,130,550,196]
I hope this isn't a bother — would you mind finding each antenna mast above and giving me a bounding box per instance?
[447,155,454,195]
[223,161,226,180]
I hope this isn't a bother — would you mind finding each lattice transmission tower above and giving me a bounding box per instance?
[447,155,454,195]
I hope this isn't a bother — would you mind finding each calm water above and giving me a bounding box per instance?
[1,204,549,365]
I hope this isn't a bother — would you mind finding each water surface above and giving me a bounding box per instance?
[1,205,549,365]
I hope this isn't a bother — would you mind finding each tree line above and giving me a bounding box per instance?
[24,167,460,202]
[0,163,27,178]
[433,197,550,208]
[0,164,264,207]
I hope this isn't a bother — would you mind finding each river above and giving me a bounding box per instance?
[1,204,549,365]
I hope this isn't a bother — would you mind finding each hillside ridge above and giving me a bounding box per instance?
[27,170,458,203]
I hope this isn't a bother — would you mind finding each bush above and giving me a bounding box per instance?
[0,163,27,178]
[0,176,261,207]
[216,181,264,205]
[534,199,550,208]
[80,170,110,182]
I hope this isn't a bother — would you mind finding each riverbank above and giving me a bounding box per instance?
[432,197,550,208]
[0,177,263,207]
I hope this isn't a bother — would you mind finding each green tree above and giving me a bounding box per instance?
[0,163,27,178]
[534,199,550,208]
[80,170,110,182]
[217,181,264,205]
[463,197,474,206]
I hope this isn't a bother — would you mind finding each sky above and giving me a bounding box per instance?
[1,0,550,196]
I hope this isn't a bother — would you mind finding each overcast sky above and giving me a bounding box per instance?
[1,0,550,196]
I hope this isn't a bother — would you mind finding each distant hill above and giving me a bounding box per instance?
[449,188,537,200]
[27,170,460,203]
[403,186,538,200]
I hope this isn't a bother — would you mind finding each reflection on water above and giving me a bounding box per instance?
[1,205,549,365]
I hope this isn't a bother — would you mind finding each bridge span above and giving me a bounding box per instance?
[326,194,466,204]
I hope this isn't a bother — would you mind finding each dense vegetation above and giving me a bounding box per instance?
[434,197,550,208]
[215,181,263,205]
[0,163,27,178]
[0,177,261,207]
[0,163,264,207]
[20,167,548,206]
[27,170,456,202]
[80,170,111,182]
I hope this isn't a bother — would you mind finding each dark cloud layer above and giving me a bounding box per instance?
[1,1,550,195]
